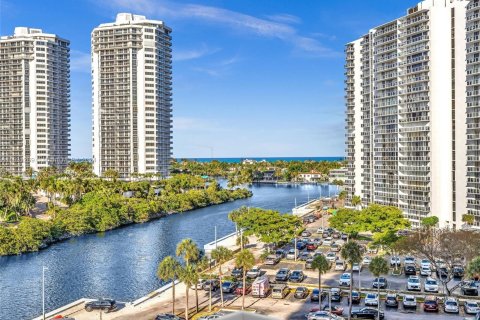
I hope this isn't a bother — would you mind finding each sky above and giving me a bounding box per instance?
[0,0,421,158]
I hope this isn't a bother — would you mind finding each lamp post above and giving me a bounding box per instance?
[42,266,48,320]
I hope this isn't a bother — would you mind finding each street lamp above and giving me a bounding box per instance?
[42,266,48,320]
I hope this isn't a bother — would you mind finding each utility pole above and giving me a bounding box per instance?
[42,266,48,320]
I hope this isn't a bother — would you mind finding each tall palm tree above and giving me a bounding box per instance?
[211,246,234,307]
[236,233,249,249]
[311,254,330,309]
[341,241,363,320]
[235,249,255,310]
[369,256,389,320]
[176,239,200,312]
[157,256,181,315]
[351,195,361,210]
[178,264,197,320]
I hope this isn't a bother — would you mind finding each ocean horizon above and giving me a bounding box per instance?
[177,156,345,163]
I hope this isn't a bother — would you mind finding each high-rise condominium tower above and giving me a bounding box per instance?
[0,27,70,175]
[92,13,173,179]
[345,0,480,229]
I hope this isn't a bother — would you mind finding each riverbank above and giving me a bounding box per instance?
[0,185,252,256]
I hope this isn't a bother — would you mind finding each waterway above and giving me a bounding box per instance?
[0,183,339,320]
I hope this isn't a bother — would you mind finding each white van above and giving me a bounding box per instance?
[252,275,270,298]
[271,284,289,299]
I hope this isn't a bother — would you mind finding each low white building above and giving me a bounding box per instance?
[297,171,323,183]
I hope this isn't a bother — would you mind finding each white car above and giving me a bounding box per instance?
[420,265,431,276]
[407,275,421,291]
[286,249,297,260]
[465,300,480,315]
[246,266,261,279]
[316,227,324,234]
[362,256,372,265]
[326,252,337,262]
[191,279,206,290]
[420,259,431,269]
[404,256,416,265]
[424,277,439,293]
[323,238,333,246]
[334,260,346,271]
[364,293,379,306]
[390,256,401,267]
[306,311,344,320]
[403,295,417,309]
[352,262,362,272]
[339,273,351,286]
[444,297,459,313]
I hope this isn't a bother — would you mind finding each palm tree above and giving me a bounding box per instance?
[311,254,330,309]
[341,241,363,320]
[351,195,361,210]
[178,264,197,320]
[462,214,475,227]
[176,239,200,312]
[157,256,181,315]
[211,246,234,307]
[236,233,249,249]
[235,249,255,310]
[369,256,389,320]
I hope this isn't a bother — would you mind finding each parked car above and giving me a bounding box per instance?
[436,266,448,279]
[305,258,314,269]
[352,263,362,272]
[275,249,285,259]
[350,307,384,319]
[313,238,323,246]
[289,270,305,283]
[330,288,342,302]
[420,259,431,269]
[444,297,459,313]
[390,256,401,267]
[323,238,333,246]
[221,281,238,293]
[350,291,361,304]
[334,260,346,271]
[423,296,439,312]
[231,267,243,279]
[265,255,280,265]
[316,227,324,234]
[332,232,341,239]
[310,288,322,302]
[339,273,351,287]
[362,256,372,265]
[407,275,421,291]
[299,252,311,261]
[326,252,337,262]
[453,265,465,278]
[341,233,348,240]
[372,277,387,289]
[286,249,298,260]
[404,263,416,276]
[306,311,344,320]
[234,282,251,295]
[155,314,185,320]
[330,244,340,252]
[275,268,291,282]
[420,265,431,276]
[271,284,289,299]
[322,232,330,238]
[464,300,480,314]
[385,293,398,308]
[462,280,479,296]
[246,266,261,279]
[302,230,312,237]
[403,295,417,309]
[84,299,116,312]
[296,241,307,250]
[364,293,379,306]
[203,279,220,291]
[294,286,309,299]
[424,277,439,293]
[191,279,206,290]
[404,256,416,265]
[323,305,344,316]
[306,242,318,251]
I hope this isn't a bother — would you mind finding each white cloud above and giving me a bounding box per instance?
[174,43,220,61]
[70,50,90,73]
[100,0,339,57]
[265,13,301,24]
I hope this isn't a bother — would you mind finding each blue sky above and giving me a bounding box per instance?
[1,0,420,158]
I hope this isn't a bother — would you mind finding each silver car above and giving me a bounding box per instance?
[465,300,480,315]
[444,297,459,313]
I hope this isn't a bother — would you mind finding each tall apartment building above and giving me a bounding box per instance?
[0,27,70,175]
[345,0,480,229]
[92,13,173,179]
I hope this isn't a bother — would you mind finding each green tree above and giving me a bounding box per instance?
[462,214,475,226]
[351,195,361,209]
[311,254,330,309]
[338,190,347,201]
[156,256,181,314]
[235,249,255,310]
[103,169,119,182]
[178,264,197,320]
[369,256,389,320]
[421,216,439,228]
[236,233,249,249]
[467,256,480,280]
[211,246,234,307]
[176,239,200,312]
[341,241,363,320]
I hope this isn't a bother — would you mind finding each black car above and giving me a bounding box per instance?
[221,281,238,293]
[350,307,385,319]
[330,288,342,302]
[155,314,185,320]
[231,267,243,279]
[310,288,325,302]
[404,264,416,276]
[275,249,285,259]
[385,293,398,308]
[289,270,305,282]
[350,291,361,304]
[453,265,465,278]
[275,268,290,282]
[372,277,388,289]
[294,286,309,299]
[85,299,116,312]
[461,281,479,296]
[437,266,448,279]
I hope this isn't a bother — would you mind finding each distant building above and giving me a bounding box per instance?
[92,13,173,179]
[0,27,70,175]
[297,171,323,183]
[329,168,347,183]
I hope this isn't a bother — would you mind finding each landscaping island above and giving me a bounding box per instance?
[0,164,252,256]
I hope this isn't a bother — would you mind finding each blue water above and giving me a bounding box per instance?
[0,183,339,320]
[178,157,345,163]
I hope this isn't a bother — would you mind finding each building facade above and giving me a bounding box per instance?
[0,27,70,175]
[92,13,172,179]
[345,0,480,228]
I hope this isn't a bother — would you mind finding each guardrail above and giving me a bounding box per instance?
[32,298,94,320]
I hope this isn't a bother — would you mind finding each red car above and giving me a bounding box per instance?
[234,282,251,296]
[323,305,344,315]
[423,296,439,312]
[306,242,318,251]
